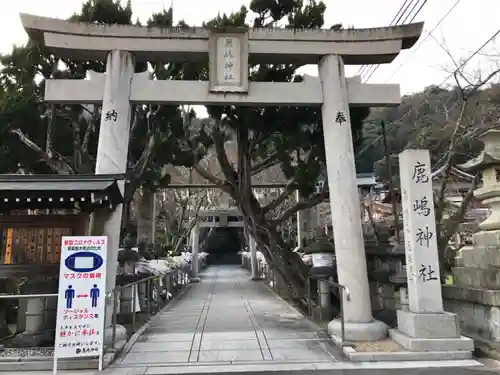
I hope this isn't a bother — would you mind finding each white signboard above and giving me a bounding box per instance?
[399,149,444,313]
[312,253,334,268]
[54,236,107,367]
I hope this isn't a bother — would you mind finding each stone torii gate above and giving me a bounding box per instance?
[191,208,247,282]
[21,13,423,342]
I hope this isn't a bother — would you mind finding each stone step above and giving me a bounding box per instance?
[389,329,474,352]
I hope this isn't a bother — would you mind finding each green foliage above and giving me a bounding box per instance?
[0,0,197,196]
[72,0,133,25]
[250,0,325,27]
[0,0,370,213]
[0,0,377,299]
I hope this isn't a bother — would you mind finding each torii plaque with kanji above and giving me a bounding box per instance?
[209,29,249,93]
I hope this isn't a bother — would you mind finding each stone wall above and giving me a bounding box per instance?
[443,285,500,342]
[365,237,406,326]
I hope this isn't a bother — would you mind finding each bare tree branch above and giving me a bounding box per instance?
[251,152,280,175]
[262,181,295,214]
[10,128,74,174]
[275,186,328,224]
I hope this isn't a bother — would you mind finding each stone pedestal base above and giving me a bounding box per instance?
[11,331,51,347]
[190,277,201,283]
[389,329,474,352]
[391,309,474,353]
[397,310,460,338]
[328,318,388,342]
[251,276,263,281]
[104,324,127,346]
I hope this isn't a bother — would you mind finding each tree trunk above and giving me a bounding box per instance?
[121,197,133,230]
[239,194,309,307]
[135,188,155,245]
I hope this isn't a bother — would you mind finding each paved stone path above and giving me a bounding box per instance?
[114,265,341,368]
[4,265,491,374]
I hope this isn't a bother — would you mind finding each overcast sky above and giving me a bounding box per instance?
[1,0,499,95]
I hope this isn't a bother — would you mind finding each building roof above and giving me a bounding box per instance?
[0,174,124,212]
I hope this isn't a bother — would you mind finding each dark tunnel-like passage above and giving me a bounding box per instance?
[203,227,244,265]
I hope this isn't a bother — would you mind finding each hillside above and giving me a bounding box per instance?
[355,83,500,176]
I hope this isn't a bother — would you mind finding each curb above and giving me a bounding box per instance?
[111,280,195,365]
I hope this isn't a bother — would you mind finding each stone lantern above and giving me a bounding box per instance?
[118,234,139,276]
[117,234,140,314]
[303,230,336,320]
[441,130,500,342]
[451,130,500,289]
[303,231,336,275]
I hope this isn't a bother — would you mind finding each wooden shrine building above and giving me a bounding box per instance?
[0,174,124,277]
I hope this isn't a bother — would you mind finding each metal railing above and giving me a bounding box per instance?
[0,266,193,348]
[0,293,58,299]
[109,266,190,348]
[307,274,351,346]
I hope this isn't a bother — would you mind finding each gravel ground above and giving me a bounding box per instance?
[352,338,405,352]
[0,347,54,358]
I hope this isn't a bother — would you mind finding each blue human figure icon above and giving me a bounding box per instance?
[65,285,75,309]
[90,284,100,308]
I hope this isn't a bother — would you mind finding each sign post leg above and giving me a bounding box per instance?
[52,357,57,375]
[98,354,104,371]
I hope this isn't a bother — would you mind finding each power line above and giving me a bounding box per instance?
[383,0,462,83]
[360,0,425,78]
[355,135,382,159]
[399,26,500,173]
[390,0,413,25]
[357,0,417,77]
[359,0,427,80]
[362,0,428,82]
[395,26,500,125]
[396,0,425,24]
[394,3,417,25]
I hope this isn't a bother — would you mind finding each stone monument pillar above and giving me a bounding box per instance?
[443,130,500,343]
[319,54,387,341]
[389,149,473,356]
[190,222,201,282]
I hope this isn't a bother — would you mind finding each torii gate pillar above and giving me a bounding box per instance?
[190,222,201,282]
[319,55,387,341]
[94,50,137,343]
